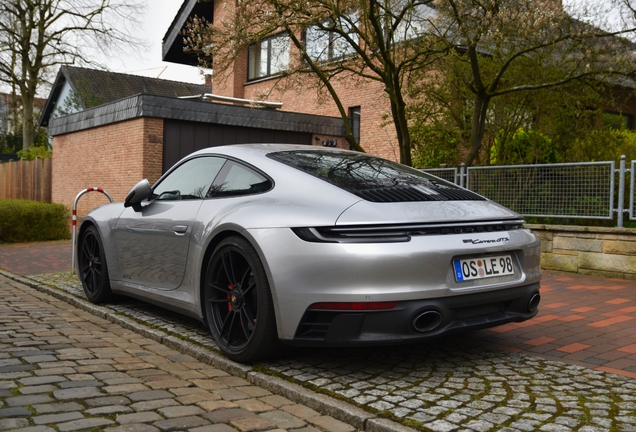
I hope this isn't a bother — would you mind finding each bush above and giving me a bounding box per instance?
[490,129,560,165]
[566,128,636,163]
[410,123,463,168]
[0,200,71,243]
[17,146,52,160]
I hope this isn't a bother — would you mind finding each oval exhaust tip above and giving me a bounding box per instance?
[412,310,443,333]
[528,293,541,313]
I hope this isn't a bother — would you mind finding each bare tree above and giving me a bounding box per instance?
[0,0,145,149]
[184,0,453,166]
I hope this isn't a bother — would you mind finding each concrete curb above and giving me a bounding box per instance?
[248,371,374,430]
[0,269,414,432]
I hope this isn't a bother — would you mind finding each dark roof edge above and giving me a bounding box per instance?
[48,94,345,137]
[39,67,68,127]
[48,94,144,136]
[162,0,197,61]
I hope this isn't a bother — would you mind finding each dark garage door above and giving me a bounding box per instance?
[163,120,312,172]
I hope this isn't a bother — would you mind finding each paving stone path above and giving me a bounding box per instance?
[266,345,636,432]
[10,271,636,431]
[0,274,358,432]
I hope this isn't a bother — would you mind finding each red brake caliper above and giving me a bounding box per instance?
[227,284,233,312]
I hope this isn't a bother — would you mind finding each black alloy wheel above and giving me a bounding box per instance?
[204,236,281,363]
[78,225,113,304]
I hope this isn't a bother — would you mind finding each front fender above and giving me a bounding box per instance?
[76,203,126,281]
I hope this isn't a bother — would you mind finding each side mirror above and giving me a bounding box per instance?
[124,179,152,212]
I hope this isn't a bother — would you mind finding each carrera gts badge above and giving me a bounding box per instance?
[463,237,510,244]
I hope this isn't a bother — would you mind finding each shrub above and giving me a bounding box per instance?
[0,200,71,243]
[490,129,560,165]
[17,146,52,160]
[566,128,636,163]
[410,123,463,168]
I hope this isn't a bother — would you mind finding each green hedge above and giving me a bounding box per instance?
[0,200,71,243]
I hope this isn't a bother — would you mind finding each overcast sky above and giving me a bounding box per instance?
[106,0,203,85]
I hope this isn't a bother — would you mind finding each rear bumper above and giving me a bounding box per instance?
[288,283,540,346]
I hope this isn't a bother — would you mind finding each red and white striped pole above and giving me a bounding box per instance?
[71,187,114,272]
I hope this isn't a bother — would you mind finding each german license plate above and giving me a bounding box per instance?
[453,255,515,282]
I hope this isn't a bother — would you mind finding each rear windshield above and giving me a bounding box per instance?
[267,150,484,203]
[267,150,449,190]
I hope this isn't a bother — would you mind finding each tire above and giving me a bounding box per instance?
[203,236,282,363]
[78,225,114,304]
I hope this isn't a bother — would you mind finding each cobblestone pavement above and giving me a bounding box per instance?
[14,270,636,432]
[0,274,361,432]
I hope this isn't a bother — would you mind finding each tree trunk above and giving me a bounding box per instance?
[394,102,412,166]
[464,96,490,166]
[387,84,412,166]
[21,97,34,149]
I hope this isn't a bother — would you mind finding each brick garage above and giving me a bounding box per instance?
[52,117,164,217]
[48,94,346,216]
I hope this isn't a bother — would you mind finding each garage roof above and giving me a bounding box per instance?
[47,94,345,138]
[40,66,210,127]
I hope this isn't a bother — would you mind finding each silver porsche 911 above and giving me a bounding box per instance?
[76,144,541,363]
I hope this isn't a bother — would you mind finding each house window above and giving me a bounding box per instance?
[248,33,290,80]
[390,3,435,42]
[603,111,633,130]
[305,14,358,62]
[349,106,361,144]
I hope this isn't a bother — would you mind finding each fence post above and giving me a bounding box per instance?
[618,155,626,228]
[460,163,466,188]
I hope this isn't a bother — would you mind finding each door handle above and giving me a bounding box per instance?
[171,225,188,235]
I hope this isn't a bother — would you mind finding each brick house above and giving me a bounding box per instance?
[40,67,346,215]
[162,0,636,164]
[163,0,397,161]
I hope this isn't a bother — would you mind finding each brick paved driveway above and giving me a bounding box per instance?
[2,241,635,377]
[473,271,636,378]
[0,240,71,275]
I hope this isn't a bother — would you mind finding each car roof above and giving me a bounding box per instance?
[190,143,356,157]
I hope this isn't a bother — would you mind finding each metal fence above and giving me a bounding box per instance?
[423,156,636,227]
[419,168,458,184]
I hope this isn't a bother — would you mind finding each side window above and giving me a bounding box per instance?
[305,14,359,62]
[211,161,272,197]
[248,33,290,80]
[153,157,226,200]
[349,106,361,144]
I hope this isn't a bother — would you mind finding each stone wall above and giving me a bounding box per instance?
[529,224,636,279]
